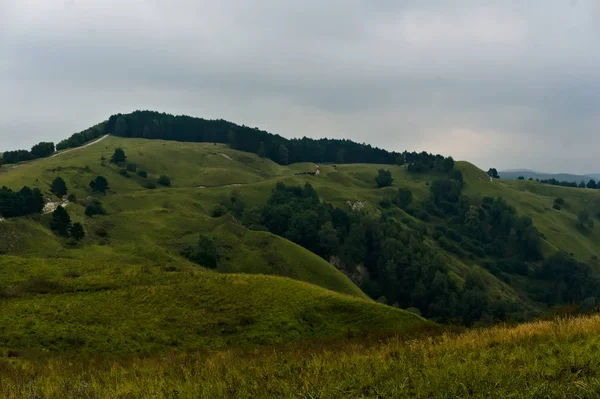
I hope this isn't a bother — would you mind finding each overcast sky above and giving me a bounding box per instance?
[1,1,599,173]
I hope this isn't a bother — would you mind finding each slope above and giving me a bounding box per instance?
[2,314,600,398]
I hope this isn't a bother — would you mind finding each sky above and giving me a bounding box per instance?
[1,0,599,173]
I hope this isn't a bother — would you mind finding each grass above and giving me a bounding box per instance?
[2,315,600,397]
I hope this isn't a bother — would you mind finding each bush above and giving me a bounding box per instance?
[67,193,77,202]
[375,169,393,188]
[554,197,565,205]
[157,175,171,186]
[85,200,106,217]
[553,204,561,210]
[119,169,128,177]
[182,234,218,268]
[137,170,147,178]
[126,163,137,172]
[211,204,228,217]
[95,227,108,237]
[145,181,157,189]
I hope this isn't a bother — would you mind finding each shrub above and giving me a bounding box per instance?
[119,169,128,177]
[85,200,106,217]
[211,204,228,217]
[95,227,108,237]
[554,197,565,205]
[50,177,68,197]
[157,175,171,186]
[126,163,137,172]
[375,169,393,188]
[553,204,561,210]
[67,193,77,202]
[145,181,157,189]
[137,170,147,178]
[182,234,218,268]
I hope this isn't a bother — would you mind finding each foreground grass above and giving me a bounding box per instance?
[2,315,600,398]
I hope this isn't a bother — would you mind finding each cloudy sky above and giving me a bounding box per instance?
[1,0,599,173]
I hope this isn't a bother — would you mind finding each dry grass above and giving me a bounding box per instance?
[2,315,600,398]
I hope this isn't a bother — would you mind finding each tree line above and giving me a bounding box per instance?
[1,142,55,165]
[103,111,451,167]
[0,186,45,217]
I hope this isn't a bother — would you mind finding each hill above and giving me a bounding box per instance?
[1,132,600,328]
[500,168,595,182]
[2,314,599,397]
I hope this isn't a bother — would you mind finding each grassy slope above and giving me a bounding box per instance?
[1,136,599,354]
[2,314,600,398]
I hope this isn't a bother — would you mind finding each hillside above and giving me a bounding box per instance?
[1,133,600,328]
[2,314,600,397]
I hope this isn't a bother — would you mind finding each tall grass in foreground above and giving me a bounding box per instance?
[2,315,600,398]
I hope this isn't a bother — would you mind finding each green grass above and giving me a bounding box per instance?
[0,136,599,353]
[2,315,600,398]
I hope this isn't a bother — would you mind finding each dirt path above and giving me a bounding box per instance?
[0,135,109,176]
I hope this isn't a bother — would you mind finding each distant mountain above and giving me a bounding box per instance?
[587,173,600,180]
[500,169,596,182]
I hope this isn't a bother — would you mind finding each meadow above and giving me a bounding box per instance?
[1,315,599,398]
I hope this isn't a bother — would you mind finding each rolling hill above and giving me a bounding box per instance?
[0,112,599,397]
[499,169,597,182]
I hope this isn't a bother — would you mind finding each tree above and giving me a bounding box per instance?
[257,142,266,158]
[396,188,413,209]
[518,176,525,180]
[182,234,218,268]
[278,145,289,165]
[442,156,455,172]
[89,176,109,193]
[579,180,586,188]
[68,222,85,241]
[157,175,171,186]
[30,142,55,158]
[85,200,105,217]
[587,179,597,189]
[114,116,128,136]
[110,148,127,164]
[50,206,71,236]
[375,169,393,188]
[227,130,237,149]
[430,178,462,205]
[487,168,500,179]
[396,154,405,166]
[317,222,339,259]
[126,163,137,172]
[137,170,147,178]
[50,177,67,198]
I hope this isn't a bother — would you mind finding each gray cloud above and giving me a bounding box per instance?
[1,0,600,173]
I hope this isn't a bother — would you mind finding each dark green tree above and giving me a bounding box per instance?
[126,163,137,172]
[85,200,106,217]
[257,141,266,158]
[110,148,127,164]
[68,222,85,241]
[396,153,405,166]
[587,179,597,189]
[578,209,593,228]
[579,180,586,188]
[182,234,218,268]
[50,177,68,197]
[89,176,109,193]
[157,175,171,186]
[227,130,237,149]
[442,156,455,172]
[487,168,500,178]
[278,145,289,165]
[50,206,71,236]
[375,169,393,188]
[396,188,413,209]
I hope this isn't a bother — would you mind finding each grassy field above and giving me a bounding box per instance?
[2,314,600,398]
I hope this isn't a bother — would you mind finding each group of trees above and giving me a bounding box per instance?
[50,206,84,241]
[487,168,500,179]
[56,123,105,151]
[182,234,218,268]
[399,153,455,174]
[214,182,532,324]
[104,111,405,165]
[2,142,55,165]
[0,186,44,217]
[540,178,599,189]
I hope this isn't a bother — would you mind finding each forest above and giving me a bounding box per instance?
[102,111,452,167]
